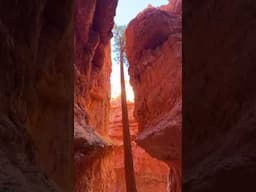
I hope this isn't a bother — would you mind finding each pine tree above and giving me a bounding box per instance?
[112,24,137,192]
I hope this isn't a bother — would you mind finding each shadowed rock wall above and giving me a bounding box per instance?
[183,0,256,191]
[0,0,74,191]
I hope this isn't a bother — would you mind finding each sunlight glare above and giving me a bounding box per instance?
[110,0,169,102]
[110,61,134,102]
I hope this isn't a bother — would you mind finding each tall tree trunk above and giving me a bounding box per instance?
[120,50,137,192]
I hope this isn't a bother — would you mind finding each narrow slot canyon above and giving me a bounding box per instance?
[74,0,181,191]
[1,0,256,192]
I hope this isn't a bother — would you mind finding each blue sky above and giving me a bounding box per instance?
[115,0,169,25]
[111,0,169,101]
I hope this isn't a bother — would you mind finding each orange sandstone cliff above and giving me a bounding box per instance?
[108,97,169,192]
[74,0,118,191]
[74,0,182,191]
[126,1,182,191]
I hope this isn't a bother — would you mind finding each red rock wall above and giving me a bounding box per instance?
[0,0,73,191]
[75,144,116,192]
[75,96,168,192]
[183,0,256,191]
[109,97,138,143]
[108,98,169,192]
[74,0,117,136]
[105,143,169,192]
[74,0,118,191]
[126,2,182,191]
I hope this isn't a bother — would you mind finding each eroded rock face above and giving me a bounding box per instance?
[75,139,115,192]
[74,0,117,136]
[107,98,169,192]
[104,143,169,192]
[126,2,182,191]
[109,97,138,143]
[74,101,113,192]
[0,0,73,191]
[183,1,256,191]
[74,0,118,191]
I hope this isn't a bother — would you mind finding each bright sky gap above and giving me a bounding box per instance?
[110,0,169,101]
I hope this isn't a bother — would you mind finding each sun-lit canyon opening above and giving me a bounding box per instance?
[74,0,181,191]
[108,1,171,191]
[110,47,134,102]
[2,0,255,191]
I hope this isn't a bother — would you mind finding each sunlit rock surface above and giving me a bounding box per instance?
[75,0,117,136]
[126,1,182,191]
[109,97,138,143]
[74,0,182,191]
[0,0,73,191]
[74,96,169,192]
[108,97,169,192]
[74,0,118,191]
